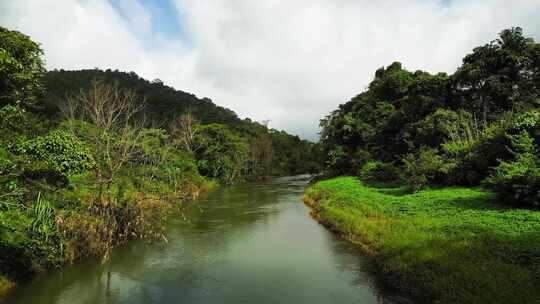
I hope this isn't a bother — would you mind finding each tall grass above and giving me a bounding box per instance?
[30,192,55,241]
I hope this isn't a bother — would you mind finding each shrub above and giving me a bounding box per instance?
[358,161,400,184]
[57,192,170,260]
[402,147,451,191]
[19,129,95,176]
[484,129,540,207]
[484,153,540,207]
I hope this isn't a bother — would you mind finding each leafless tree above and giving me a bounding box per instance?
[169,113,200,153]
[61,81,146,203]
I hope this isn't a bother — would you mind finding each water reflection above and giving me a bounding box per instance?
[3,175,405,304]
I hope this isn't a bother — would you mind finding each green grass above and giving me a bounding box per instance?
[304,177,540,304]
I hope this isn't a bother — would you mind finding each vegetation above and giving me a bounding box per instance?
[309,27,540,303]
[319,27,540,206]
[0,25,319,292]
[304,177,540,303]
[42,68,321,178]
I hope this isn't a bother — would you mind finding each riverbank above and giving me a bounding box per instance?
[0,170,216,298]
[2,176,393,304]
[303,177,540,304]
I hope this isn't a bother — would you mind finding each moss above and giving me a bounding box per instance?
[304,177,540,304]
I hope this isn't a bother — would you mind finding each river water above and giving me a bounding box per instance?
[3,175,401,304]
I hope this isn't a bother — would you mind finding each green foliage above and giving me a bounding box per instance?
[484,118,540,207]
[402,147,450,191]
[44,69,319,177]
[0,105,27,136]
[0,26,45,107]
[0,148,14,175]
[19,129,95,175]
[485,152,540,208]
[358,161,400,185]
[194,124,248,184]
[135,128,170,165]
[319,27,540,206]
[0,24,318,288]
[30,192,55,240]
[454,27,540,118]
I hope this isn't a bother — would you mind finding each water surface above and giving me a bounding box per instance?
[3,175,401,304]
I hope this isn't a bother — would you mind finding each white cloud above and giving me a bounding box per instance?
[115,0,152,36]
[1,0,540,140]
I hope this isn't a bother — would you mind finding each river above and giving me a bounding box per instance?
[2,175,402,304]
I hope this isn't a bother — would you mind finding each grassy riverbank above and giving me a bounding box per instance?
[303,177,540,303]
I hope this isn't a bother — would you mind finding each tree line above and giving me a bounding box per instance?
[43,68,321,179]
[319,27,540,207]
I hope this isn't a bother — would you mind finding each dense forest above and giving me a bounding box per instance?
[320,27,540,206]
[304,27,540,303]
[0,26,319,291]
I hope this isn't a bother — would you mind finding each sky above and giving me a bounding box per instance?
[1,0,540,140]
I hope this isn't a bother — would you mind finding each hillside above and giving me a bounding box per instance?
[41,69,321,176]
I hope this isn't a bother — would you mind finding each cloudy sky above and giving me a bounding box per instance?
[1,0,540,140]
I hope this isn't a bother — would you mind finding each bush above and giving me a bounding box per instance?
[57,192,170,260]
[0,147,14,175]
[485,154,540,207]
[484,128,540,207]
[358,161,400,184]
[402,147,451,191]
[19,129,95,176]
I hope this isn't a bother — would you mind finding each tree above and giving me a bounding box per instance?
[454,27,539,120]
[318,27,540,195]
[43,68,322,177]
[169,113,200,153]
[193,124,248,184]
[61,81,145,202]
[0,27,45,107]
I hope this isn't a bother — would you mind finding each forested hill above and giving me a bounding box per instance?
[41,69,321,176]
[43,69,241,127]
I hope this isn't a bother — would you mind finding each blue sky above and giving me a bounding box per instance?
[110,0,181,36]
[1,0,540,140]
[109,0,190,45]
